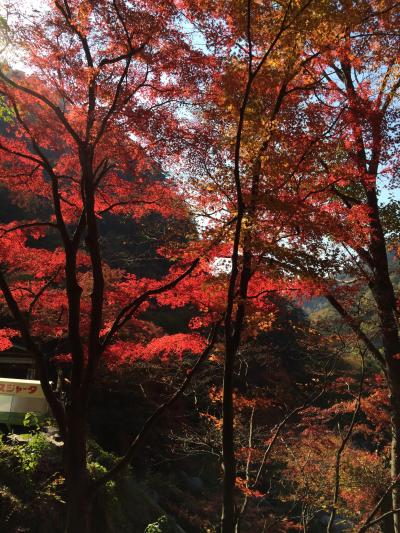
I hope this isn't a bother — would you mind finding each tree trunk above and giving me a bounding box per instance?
[221,342,236,533]
[64,408,91,533]
[381,491,396,533]
[387,369,400,533]
[65,480,91,533]
[366,188,400,532]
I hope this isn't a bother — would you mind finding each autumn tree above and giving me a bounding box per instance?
[174,1,358,531]
[1,1,399,532]
[254,1,400,529]
[214,0,400,529]
[0,2,215,532]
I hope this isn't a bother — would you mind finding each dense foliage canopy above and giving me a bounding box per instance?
[0,1,399,532]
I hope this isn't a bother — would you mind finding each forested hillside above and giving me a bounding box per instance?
[0,1,399,532]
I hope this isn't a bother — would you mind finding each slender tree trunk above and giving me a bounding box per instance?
[221,340,237,533]
[381,491,396,533]
[64,407,91,533]
[387,370,400,533]
[65,479,91,533]
[341,63,400,530]
[328,223,400,532]
[370,299,400,533]
[368,223,400,532]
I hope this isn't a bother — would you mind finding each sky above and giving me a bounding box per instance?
[1,0,399,207]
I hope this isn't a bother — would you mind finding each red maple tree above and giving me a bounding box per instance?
[0,2,215,531]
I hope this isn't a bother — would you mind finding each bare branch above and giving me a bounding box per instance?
[357,474,400,532]
[0,269,66,437]
[101,258,200,348]
[92,320,221,489]
[327,352,365,532]
[0,70,80,143]
[0,221,57,236]
[326,294,386,368]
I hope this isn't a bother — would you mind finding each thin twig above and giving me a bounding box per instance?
[327,351,365,532]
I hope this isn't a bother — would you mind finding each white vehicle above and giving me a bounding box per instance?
[0,378,49,425]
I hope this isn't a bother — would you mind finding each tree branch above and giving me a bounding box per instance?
[327,351,365,532]
[326,294,386,368]
[0,269,66,438]
[92,320,221,490]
